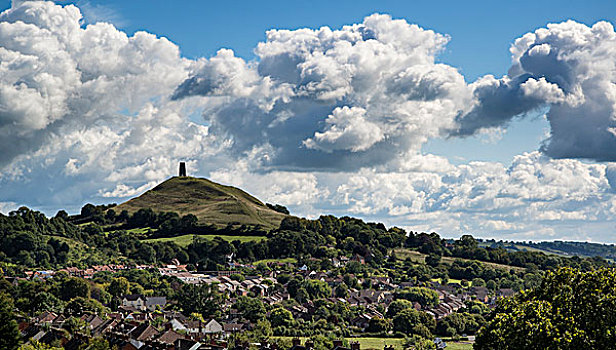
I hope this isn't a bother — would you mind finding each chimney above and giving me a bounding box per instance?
[351,342,360,350]
[179,162,186,177]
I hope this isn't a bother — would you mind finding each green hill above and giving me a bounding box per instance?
[115,176,288,229]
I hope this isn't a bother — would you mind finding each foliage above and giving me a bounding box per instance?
[64,297,106,317]
[0,293,20,350]
[366,317,392,333]
[107,277,130,298]
[435,313,485,336]
[404,335,436,350]
[18,341,62,350]
[386,300,414,318]
[393,308,435,336]
[175,283,222,318]
[269,307,294,328]
[396,287,439,308]
[475,267,616,350]
[234,296,266,322]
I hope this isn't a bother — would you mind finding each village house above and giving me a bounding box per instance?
[121,294,167,311]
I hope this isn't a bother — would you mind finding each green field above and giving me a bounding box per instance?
[143,234,265,247]
[431,278,463,285]
[347,337,404,350]
[253,257,298,265]
[274,337,404,350]
[274,337,472,350]
[443,342,473,350]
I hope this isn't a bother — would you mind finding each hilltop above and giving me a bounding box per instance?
[115,176,288,229]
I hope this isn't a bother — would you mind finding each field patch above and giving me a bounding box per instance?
[143,234,265,247]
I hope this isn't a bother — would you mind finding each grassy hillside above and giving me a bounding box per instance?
[143,234,265,247]
[115,176,287,229]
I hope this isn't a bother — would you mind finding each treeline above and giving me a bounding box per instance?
[77,204,269,237]
[0,205,612,274]
[0,207,190,269]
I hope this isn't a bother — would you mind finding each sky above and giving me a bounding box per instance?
[1,0,616,242]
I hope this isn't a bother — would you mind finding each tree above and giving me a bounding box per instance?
[234,296,266,322]
[397,287,439,308]
[176,283,222,318]
[393,308,435,335]
[404,335,436,350]
[83,337,111,350]
[64,297,106,317]
[63,316,89,336]
[269,307,294,328]
[60,278,90,301]
[0,294,20,350]
[475,267,616,350]
[54,210,69,220]
[295,287,309,303]
[252,319,273,341]
[386,299,414,318]
[425,254,441,267]
[18,340,62,350]
[108,277,130,298]
[436,313,484,337]
[366,317,391,333]
[472,278,486,287]
[304,280,331,300]
[334,283,349,298]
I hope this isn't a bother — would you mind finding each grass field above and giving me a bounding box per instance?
[274,337,472,350]
[143,234,265,247]
[253,257,298,265]
[126,227,152,235]
[393,248,525,272]
[443,342,473,350]
[431,278,463,285]
[274,337,404,350]
[347,337,404,349]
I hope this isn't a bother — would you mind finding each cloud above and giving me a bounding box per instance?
[455,20,616,161]
[173,13,472,171]
[0,0,191,167]
[303,106,384,152]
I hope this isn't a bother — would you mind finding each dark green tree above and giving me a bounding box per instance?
[234,296,266,322]
[386,299,414,318]
[393,308,435,335]
[0,294,20,350]
[176,283,222,318]
[269,307,294,328]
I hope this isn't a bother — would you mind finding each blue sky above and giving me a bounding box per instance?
[1,0,616,242]
[45,0,615,78]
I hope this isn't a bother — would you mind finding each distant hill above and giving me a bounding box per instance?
[479,239,616,261]
[115,176,288,229]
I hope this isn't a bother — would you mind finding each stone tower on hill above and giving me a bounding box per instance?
[179,162,186,177]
